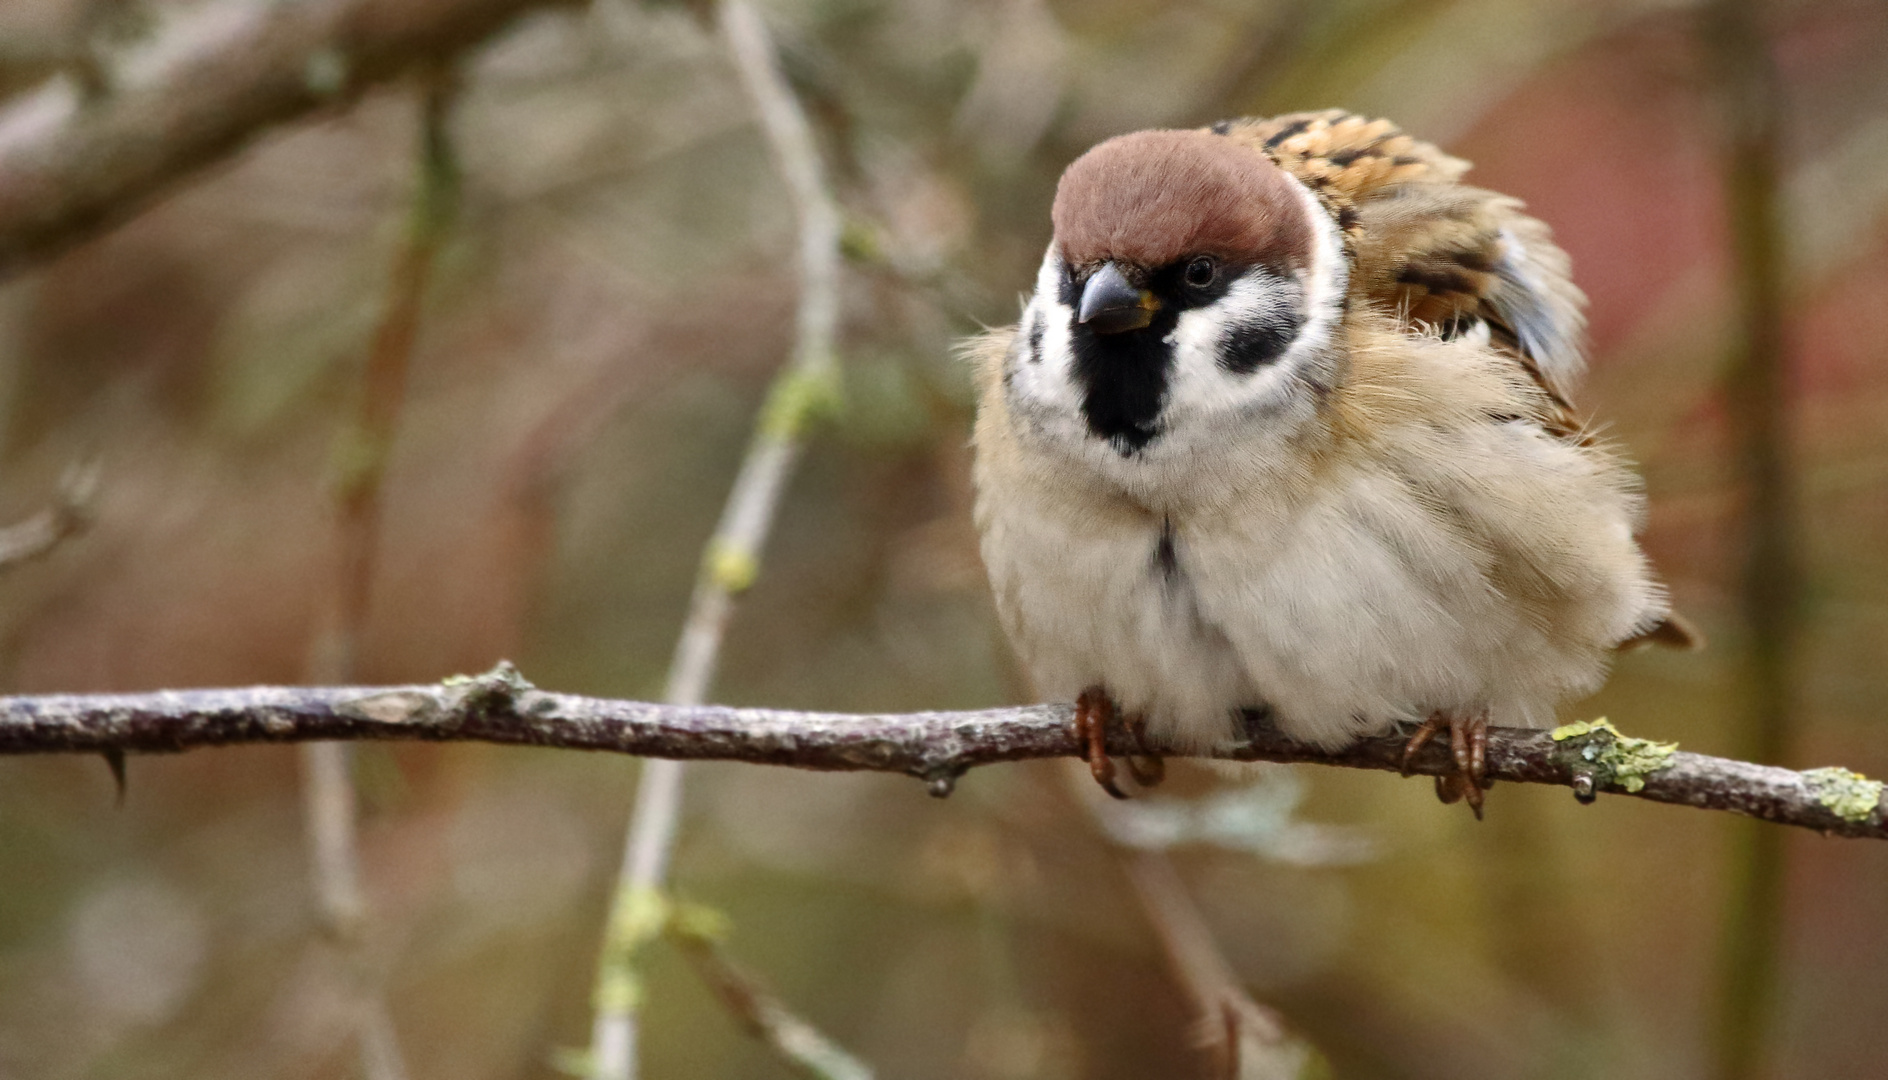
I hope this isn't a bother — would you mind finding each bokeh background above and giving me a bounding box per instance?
[1,0,1885,1077]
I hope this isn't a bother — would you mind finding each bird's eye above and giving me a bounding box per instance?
[1184,257,1217,288]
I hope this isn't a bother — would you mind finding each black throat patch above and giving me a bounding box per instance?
[1069,316,1180,455]
[1057,261,1303,455]
[1061,273,1180,455]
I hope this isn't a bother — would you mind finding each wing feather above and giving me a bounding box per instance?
[1210,110,1588,438]
[1210,112,1699,648]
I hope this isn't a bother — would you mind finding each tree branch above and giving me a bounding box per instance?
[663,901,875,1080]
[588,3,846,1076]
[0,0,577,281]
[0,461,98,573]
[3,664,1882,840]
[1120,848,1316,1080]
[294,64,460,1080]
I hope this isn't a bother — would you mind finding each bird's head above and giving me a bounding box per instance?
[1007,128,1347,460]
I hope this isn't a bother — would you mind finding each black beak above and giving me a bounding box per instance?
[1077,261,1159,334]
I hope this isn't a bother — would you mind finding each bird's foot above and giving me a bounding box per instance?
[1400,709,1491,820]
[1073,688,1125,798]
[1073,688,1163,798]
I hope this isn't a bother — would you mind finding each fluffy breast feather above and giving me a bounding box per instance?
[971,313,1669,750]
[1186,317,1666,746]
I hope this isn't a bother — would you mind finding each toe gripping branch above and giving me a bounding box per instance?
[1074,687,1164,799]
[1401,709,1493,819]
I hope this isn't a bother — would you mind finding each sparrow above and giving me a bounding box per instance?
[969,110,1694,815]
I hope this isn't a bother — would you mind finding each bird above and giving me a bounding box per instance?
[967,110,1695,816]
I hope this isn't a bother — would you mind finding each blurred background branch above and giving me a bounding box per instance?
[0,460,96,572]
[587,3,845,1078]
[1,675,1882,839]
[1069,759,1332,1079]
[0,0,575,280]
[1700,2,1798,1079]
[296,62,461,1080]
[661,899,875,1080]
[1120,847,1318,1080]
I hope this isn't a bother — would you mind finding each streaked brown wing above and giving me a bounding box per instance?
[1212,111,1588,438]
[1216,112,1699,650]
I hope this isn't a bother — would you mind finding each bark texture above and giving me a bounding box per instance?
[1,664,1879,839]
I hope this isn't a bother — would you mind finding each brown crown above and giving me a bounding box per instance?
[1050,129,1313,275]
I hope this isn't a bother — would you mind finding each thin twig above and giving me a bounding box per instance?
[587,3,844,1078]
[2,665,1884,840]
[663,901,874,1080]
[1067,756,1321,1080]
[0,461,98,573]
[1119,847,1315,1080]
[299,67,460,1080]
[65,0,130,102]
[1701,2,1797,1079]
[0,0,579,281]
[302,740,369,937]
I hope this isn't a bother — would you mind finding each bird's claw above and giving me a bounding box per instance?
[1401,709,1491,819]
[1074,689,1127,798]
[1073,688,1164,798]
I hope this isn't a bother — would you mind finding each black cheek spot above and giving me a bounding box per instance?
[1026,312,1044,364]
[1209,119,1234,135]
[1220,304,1305,375]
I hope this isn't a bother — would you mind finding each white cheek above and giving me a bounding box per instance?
[1033,248,1064,299]
[1150,170,1349,445]
[1161,275,1301,425]
[1007,300,1085,417]
[1002,249,1087,421]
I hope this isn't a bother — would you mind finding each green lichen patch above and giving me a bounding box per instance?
[1550,718,1610,741]
[1801,767,1885,823]
[441,660,535,712]
[443,659,531,691]
[1550,718,1678,794]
